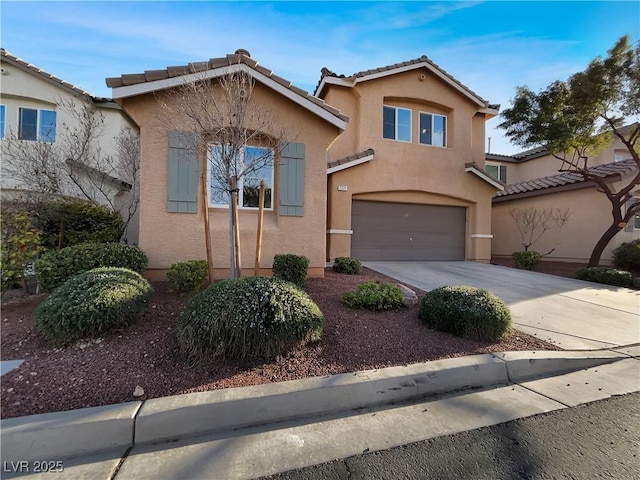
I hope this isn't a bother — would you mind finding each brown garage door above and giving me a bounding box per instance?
[351,200,466,261]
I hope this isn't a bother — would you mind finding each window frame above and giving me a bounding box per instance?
[206,144,275,211]
[485,161,507,182]
[383,105,412,143]
[419,110,447,147]
[17,106,57,142]
[0,104,5,139]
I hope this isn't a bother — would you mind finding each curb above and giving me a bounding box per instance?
[0,350,629,462]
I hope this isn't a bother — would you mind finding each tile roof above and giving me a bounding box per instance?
[495,158,638,198]
[327,148,375,169]
[105,51,348,123]
[316,55,496,108]
[1,48,114,104]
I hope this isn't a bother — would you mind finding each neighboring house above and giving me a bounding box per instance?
[105,50,347,279]
[0,48,140,243]
[316,56,502,262]
[489,136,640,264]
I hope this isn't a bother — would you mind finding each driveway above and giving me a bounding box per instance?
[365,262,640,350]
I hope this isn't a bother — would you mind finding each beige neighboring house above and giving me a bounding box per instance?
[0,49,140,243]
[489,136,640,264]
[316,56,503,262]
[105,50,347,279]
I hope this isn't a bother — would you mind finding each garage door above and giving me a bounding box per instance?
[351,200,466,261]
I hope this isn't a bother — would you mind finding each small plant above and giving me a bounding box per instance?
[167,260,209,295]
[0,212,44,293]
[333,257,362,275]
[419,286,512,341]
[512,251,541,270]
[340,280,404,311]
[612,239,640,271]
[177,276,324,361]
[272,253,309,287]
[34,267,153,344]
[34,242,148,292]
[575,267,633,287]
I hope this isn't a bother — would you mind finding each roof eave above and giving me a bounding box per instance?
[465,164,505,190]
[327,153,374,174]
[315,76,354,97]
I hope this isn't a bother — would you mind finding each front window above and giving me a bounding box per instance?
[486,163,507,182]
[383,106,411,142]
[419,112,446,147]
[635,212,640,230]
[0,105,5,139]
[18,107,56,142]
[208,145,273,209]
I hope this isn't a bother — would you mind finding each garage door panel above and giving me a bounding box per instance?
[351,201,465,261]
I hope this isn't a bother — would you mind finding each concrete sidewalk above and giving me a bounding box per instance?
[365,262,640,350]
[2,348,639,480]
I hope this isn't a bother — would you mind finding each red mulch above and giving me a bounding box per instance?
[0,268,559,419]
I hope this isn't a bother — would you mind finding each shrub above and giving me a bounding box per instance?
[340,280,404,311]
[177,276,324,361]
[612,239,640,271]
[419,286,512,341]
[34,242,148,292]
[272,254,310,287]
[34,267,153,344]
[512,251,541,270]
[575,267,633,287]
[333,257,362,275]
[1,213,44,292]
[34,200,123,250]
[167,260,209,295]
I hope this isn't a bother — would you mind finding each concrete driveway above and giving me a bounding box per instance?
[365,262,640,350]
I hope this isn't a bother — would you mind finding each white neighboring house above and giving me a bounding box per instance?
[0,48,140,244]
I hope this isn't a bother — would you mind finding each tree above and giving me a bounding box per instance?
[1,98,140,243]
[509,207,571,252]
[499,35,640,267]
[157,60,291,280]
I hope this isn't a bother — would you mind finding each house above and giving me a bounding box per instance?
[105,50,347,279]
[316,56,502,262]
[0,49,140,243]
[489,136,640,264]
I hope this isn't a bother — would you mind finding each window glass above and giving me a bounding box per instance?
[486,164,500,179]
[243,147,273,208]
[635,212,640,230]
[383,106,395,139]
[39,110,57,142]
[433,114,446,147]
[19,108,38,141]
[0,105,5,139]
[419,113,432,145]
[396,108,411,142]
[209,145,231,206]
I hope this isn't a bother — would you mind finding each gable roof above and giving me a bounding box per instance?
[327,148,375,174]
[106,50,348,130]
[486,146,549,163]
[494,158,638,201]
[315,55,499,113]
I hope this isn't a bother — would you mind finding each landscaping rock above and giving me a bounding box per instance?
[133,385,145,397]
[396,283,418,307]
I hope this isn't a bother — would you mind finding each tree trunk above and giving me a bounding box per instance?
[588,223,622,267]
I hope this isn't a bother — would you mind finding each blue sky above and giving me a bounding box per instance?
[2,1,638,155]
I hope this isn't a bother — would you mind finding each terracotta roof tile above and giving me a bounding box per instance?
[167,65,190,77]
[327,148,375,169]
[144,70,170,82]
[120,73,147,86]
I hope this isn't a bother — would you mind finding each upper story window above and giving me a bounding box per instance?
[0,105,5,139]
[208,145,273,209]
[18,107,57,142]
[419,112,446,147]
[486,163,507,183]
[383,105,411,142]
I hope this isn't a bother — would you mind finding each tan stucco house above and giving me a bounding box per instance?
[106,51,347,279]
[316,56,503,262]
[489,137,640,264]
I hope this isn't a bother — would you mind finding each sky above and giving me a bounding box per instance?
[2,1,638,155]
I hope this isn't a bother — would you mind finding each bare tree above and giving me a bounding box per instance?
[157,62,291,280]
[509,207,572,252]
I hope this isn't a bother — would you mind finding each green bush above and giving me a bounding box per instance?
[1,212,44,292]
[177,276,324,361]
[272,253,309,287]
[575,267,633,287]
[34,200,123,250]
[340,280,404,311]
[34,267,153,344]
[512,251,541,270]
[35,242,148,292]
[612,239,640,271]
[167,260,209,295]
[419,286,512,341]
[333,257,362,275]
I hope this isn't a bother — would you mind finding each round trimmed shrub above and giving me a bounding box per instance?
[612,239,640,271]
[340,280,404,311]
[34,267,153,344]
[272,253,309,287]
[333,257,362,275]
[419,286,512,341]
[167,260,209,295]
[576,266,633,287]
[34,242,148,291]
[512,251,541,270]
[177,276,324,361]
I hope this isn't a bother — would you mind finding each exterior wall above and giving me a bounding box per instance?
[119,81,341,278]
[323,68,496,262]
[492,182,640,264]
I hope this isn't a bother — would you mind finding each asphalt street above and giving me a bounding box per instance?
[266,392,640,480]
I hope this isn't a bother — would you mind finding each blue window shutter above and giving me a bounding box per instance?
[499,165,507,184]
[167,130,199,213]
[279,142,305,216]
